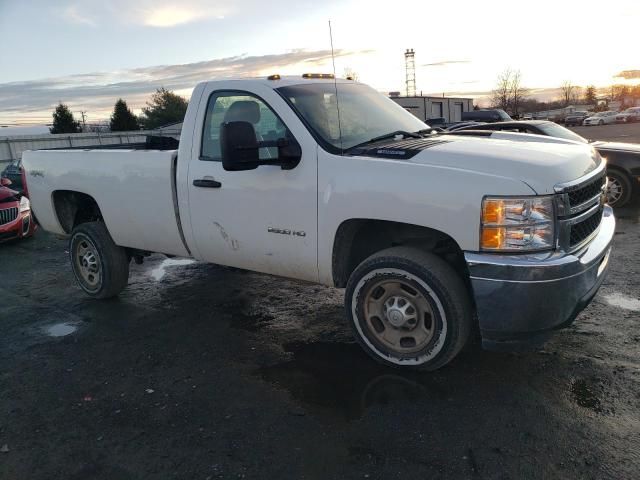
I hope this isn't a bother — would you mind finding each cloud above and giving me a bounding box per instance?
[59,0,327,28]
[143,7,204,27]
[63,5,97,26]
[58,0,229,27]
[421,60,470,67]
[0,49,370,122]
[614,70,640,80]
[137,2,229,27]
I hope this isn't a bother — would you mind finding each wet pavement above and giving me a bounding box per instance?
[1,201,639,479]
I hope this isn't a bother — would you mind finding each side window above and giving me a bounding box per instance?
[200,91,289,161]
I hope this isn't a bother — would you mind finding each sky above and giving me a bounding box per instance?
[1,0,639,126]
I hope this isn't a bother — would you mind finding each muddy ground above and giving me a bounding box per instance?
[1,200,639,480]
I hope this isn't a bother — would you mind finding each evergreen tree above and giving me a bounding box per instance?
[585,85,597,105]
[139,88,188,129]
[110,99,139,131]
[50,103,81,134]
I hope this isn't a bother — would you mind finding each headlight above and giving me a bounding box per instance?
[19,196,30,213]
[480,196,555,252]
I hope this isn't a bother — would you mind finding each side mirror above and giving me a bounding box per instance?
[276,137,302,170]
[221,121,260,171]
[221,121,302,171]
[1,177,12,187]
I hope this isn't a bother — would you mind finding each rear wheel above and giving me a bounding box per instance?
[345,247,472,371]
[606,170,632,208]
[70,222,129,298]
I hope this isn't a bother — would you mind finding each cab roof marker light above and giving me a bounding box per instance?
[302,73,335,79]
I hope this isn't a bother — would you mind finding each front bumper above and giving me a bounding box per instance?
[0,210,35,242]
[464,205,615,351]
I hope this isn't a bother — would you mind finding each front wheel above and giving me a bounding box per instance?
[345,247,472,371]
[70,222,130,298]
[606,170,632,208]
[599,120,604,126]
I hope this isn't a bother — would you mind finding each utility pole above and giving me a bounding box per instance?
[405,49,416,97]
[80,111,87,132]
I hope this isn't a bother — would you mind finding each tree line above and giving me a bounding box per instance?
[49,87,189,134]
[489,68,640,116]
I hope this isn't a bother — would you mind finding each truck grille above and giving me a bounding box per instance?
[0,207,18,226]
[566,173,606,208]
[570,206,603,247]
[555,167,607,252]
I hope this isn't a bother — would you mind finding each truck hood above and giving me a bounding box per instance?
[411,134,601,194]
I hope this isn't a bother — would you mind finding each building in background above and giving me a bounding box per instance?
[390,93,474,123]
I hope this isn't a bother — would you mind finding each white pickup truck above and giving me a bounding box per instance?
[23,75,615,370]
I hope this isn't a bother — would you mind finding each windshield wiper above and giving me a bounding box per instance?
[345,130,423,152]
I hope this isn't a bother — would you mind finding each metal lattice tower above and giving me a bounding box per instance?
[405,49,416,97]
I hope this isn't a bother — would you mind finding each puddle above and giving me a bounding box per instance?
[602,293,640,311]
[570,378,602,413]
[256,342,444,421]
[45,322,77,337]
[150,258,196,281]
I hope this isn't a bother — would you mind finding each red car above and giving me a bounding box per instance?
[0,177,36,242]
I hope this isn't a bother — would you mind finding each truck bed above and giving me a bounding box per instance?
[23,149,190,257]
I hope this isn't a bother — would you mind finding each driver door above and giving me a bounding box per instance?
[187,87,318,282]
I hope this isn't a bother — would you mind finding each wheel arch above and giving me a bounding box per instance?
[331,219,471,290]
[52,190,103,234]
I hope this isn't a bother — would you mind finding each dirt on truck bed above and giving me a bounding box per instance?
[1,202,639,480]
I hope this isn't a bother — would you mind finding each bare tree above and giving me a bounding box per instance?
[560,80,575,106]
[510,70,528,117]
[491,68,528,116]
[571,86,583,105]
[491,68,513,111]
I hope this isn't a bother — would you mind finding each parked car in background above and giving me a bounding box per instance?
[1,159,24,193]
[615,107,640,123]
[565,111,590,126]
[447,120,640,207]
[0,177,36,243]
[583,111,618,126]
[461,109,512,123]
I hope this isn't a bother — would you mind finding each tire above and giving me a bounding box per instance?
[345,247,473,371]
[606,169,632,208]
[599,120,604,126]
[69,221,129,298]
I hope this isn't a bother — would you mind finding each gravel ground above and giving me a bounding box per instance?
[1,208,639,478]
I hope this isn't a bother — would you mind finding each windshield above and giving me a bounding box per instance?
[538,123,588,143]
[276,83,428,152]
[496,109,511,120]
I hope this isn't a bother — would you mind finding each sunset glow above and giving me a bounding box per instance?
[1,0,638,124]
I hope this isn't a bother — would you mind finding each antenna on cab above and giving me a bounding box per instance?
[328,20,344,154]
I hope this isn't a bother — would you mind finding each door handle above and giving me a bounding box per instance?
[193,178,222,188]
